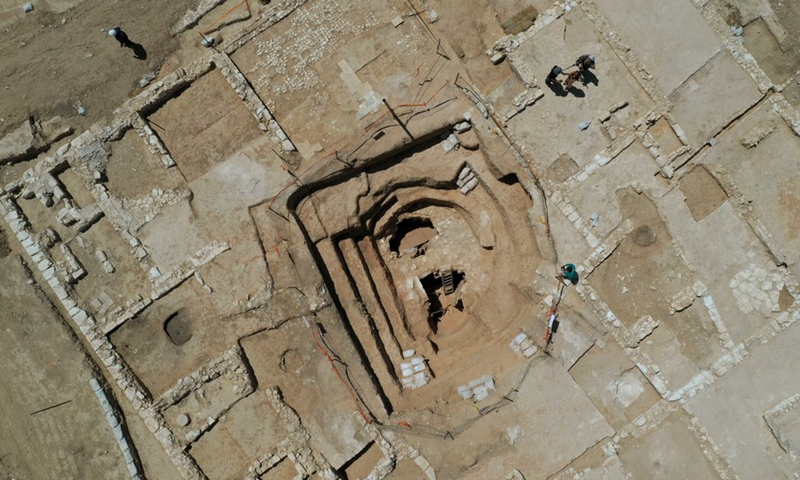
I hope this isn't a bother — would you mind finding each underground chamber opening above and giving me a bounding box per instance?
[419,270,466,334]
[389,217,437,256]
[498,173,520,185]
[164,310,193,345]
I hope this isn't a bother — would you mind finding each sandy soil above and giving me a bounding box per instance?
[147,70,263,183]
[105,128,188,199]
[0,255,127,479]
[679,165,728,221]
[0,0,198,135]
[590,189,690,327]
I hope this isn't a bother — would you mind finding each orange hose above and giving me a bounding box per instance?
[317,80,448,163]
[206,0,247,29]
[268,180,297,211]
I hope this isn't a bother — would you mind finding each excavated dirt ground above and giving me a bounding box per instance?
[0,256,128,479]
[0,0,198,135]
[2,0,800,479]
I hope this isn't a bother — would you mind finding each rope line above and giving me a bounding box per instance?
[309,321,373,424]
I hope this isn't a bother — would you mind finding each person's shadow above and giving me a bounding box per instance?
[581,69,599,87]
[129,42,147,60]
[546,81,568,97]
[566,86,586,97]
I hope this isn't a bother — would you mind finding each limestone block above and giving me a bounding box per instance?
[490,52,506,64]
[73,310,88,325]
[281,139,296,152]
[669,287,695,314]
[40,116,73,144]
[0,120,39,165]
[624,315,658,348]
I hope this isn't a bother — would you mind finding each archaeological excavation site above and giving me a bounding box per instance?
[1,0,800,479]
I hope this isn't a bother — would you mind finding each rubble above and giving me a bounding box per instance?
[0,117,72,166]
[622,315,658,348]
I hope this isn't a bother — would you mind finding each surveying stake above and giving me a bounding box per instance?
[543,263,579,354]
[543,282,564,354]
[543,312,560,354]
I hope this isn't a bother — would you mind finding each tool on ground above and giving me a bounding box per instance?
[543,281,565,354]
[544,263,579,354]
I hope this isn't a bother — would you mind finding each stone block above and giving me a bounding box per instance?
[40,116,73,143]
[281,139,296,152]
[490,53,506,65]
[0,119,41,165]
[73,310,88,325]
[413,455,430,470]
[53,285,68,300]
[103,354,118,367]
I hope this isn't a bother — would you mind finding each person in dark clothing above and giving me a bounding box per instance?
[545,65,563,85]
[575,53,596,71]
[109,27,134,48]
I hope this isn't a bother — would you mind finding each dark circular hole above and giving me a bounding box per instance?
[632,225,657,247]
[164,310,193,345]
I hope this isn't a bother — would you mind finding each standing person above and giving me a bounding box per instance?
[562,69,581,90]
[560,263,579,285]
[109,27,134,48]
[545,65,563,85]
[575,53,596,72]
